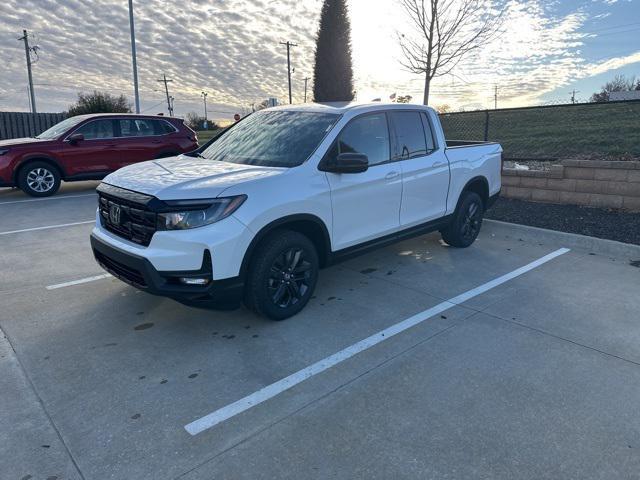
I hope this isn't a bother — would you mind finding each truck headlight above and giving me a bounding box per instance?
[157,195,246,230]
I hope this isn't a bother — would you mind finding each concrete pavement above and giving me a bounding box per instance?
[1,183,639,479]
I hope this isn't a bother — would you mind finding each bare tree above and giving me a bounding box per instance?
[398,0,503,105]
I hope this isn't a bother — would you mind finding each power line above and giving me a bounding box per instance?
[141,99,168,113]
[581,21,640,35]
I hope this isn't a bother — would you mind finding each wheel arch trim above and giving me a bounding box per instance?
[14,156,66,183]
[459,175,490,208]
[239,214,332,277]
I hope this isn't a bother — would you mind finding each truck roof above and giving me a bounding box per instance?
[265,102,435,115]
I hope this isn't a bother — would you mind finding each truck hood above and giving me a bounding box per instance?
[0,137,54,148]
[103,156,287,199]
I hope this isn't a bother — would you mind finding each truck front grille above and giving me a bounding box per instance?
[97,184,157,247]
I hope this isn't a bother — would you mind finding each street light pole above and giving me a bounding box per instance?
[128,0,140,114]
[303,77,310,103]
[201,92,208,119]
[201,91,208,129]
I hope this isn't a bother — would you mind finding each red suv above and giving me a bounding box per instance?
[0,114,198,196]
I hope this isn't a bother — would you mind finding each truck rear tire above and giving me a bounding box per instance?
[440,191,484,248]
[244,230,319,320]
[18,161,61,197]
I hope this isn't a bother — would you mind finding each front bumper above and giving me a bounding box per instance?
[90,234,244,309]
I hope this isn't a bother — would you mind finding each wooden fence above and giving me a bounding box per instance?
[0,111,67,140]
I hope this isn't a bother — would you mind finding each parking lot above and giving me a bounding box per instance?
[2,183,640,480]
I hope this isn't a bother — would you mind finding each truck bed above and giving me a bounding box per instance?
[446,140,499,148]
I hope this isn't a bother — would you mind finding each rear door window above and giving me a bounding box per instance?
[421,112,437,152]
[390,111,427,160]
[75,120,115,140]
[119,119,169,137]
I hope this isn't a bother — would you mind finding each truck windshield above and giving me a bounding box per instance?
[200,111,339,168]
[36,116,86,139]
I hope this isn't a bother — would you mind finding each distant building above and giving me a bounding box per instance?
[610,90,640,101]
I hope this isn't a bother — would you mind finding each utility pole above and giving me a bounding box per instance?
[128,0,140,113]
[157,74,174,115]
[571,89,579,104]
[280,41,297,104]
[494,85,498,110]
[18,29,37,113]
[303,77,310,103]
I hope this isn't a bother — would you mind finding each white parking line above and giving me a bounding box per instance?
[184,247,571,436]
[0,193,96,205]
[46,274,112,290]
[0,220,94,236]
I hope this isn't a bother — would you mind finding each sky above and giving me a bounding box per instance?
[0,0,639,120]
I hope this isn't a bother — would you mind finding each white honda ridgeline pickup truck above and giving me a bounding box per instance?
[91,103,502,319]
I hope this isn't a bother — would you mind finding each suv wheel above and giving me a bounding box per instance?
[18,161,61,197]
[244,230,319,320]
[440,191,484,248]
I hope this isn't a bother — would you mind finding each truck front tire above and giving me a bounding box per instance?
[244,230,319,320]
[441,191,484,248]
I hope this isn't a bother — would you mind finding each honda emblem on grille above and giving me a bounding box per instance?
[109,204,121,225]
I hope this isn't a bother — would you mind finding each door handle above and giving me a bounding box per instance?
[433,161,445,167]
[385,171,400,180]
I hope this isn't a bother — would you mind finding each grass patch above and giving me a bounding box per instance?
[196,129,224,144]
[440,101,640,160]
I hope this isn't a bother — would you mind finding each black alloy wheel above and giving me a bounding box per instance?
[244,230,319,320]
[440,191,484,248]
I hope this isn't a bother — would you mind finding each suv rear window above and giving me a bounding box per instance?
[118,119,176,137]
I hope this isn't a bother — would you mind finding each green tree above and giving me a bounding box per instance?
[313,0,354,102]
[68,91,132,116]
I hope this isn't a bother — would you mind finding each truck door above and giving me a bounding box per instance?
[324,112,402,250]
[390,110,449,227]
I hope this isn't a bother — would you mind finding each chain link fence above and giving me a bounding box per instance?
[439,100,640,161]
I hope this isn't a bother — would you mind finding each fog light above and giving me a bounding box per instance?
[179,277,210,286]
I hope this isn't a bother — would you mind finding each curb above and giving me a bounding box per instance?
[483,219,640,260]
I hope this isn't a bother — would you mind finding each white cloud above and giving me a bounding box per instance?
[0,0,637,116]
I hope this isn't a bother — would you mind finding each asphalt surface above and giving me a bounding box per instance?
[2,182,640,480]
[487,197,640,245]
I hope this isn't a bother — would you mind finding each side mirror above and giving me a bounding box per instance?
[68,133,84,144]
[321,152,369,174]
